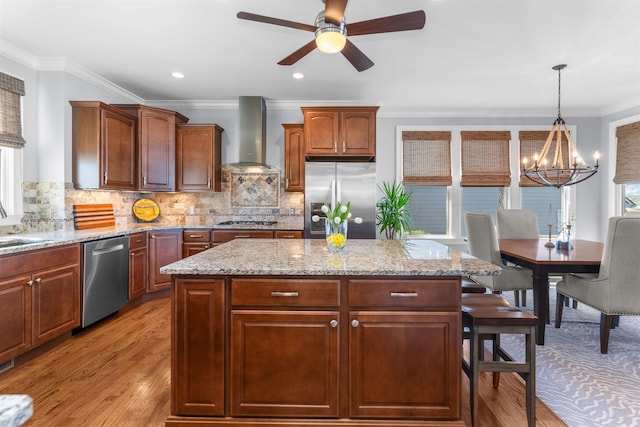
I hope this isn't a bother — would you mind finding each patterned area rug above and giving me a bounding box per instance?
[499,288,640,427]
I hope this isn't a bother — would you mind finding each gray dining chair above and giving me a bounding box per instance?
[465,212,533,306]
[496,208,540,239]
[555,216,640,354]
[495,208,540,306]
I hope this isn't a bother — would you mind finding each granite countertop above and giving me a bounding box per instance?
[160,239,500,277]
[0,395,32,427]
[0,221,304,256]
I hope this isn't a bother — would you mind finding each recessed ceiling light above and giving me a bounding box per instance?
[171,72,185,79]
[292,72,304,79]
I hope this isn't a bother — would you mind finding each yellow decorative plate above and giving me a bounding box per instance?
[132,198,160,222]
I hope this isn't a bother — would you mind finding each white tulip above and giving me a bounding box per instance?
[321,205,329,214]
[340,205,348,213]
[354,217,363,224]
[347,212,352,219]
[312,215,320,222]
[334,217,341,224]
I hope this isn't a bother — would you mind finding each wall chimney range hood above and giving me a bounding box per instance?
[225,96,278,172]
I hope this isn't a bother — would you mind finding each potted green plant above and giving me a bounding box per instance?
[376,181,412,239]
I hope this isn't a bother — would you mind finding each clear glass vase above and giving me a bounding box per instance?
[325,219,348,253]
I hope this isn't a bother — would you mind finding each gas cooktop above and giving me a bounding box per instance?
[216,220,278,226]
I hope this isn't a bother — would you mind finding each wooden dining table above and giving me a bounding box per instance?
[499,238,604,345]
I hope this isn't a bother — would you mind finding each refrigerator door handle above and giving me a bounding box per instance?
[331,179,336,209]
[336,180,342,204]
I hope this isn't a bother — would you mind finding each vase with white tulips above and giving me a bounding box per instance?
[312,201,362,252]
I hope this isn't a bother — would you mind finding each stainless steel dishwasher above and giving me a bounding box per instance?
[80,235,129,328]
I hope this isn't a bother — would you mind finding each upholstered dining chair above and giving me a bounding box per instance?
[555,216,640,354]
[494,208,540,306]
[465,212,533,306]
[496,208,540,239]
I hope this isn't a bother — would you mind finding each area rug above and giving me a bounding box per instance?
[498,288,640,427]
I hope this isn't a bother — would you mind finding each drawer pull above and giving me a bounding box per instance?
[271,291,299,297]
[330,319,338,328]
[390,292,418,298]
[234,235,251,238]
[188,234,203,238]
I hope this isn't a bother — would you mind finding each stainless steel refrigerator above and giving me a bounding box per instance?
[304,162,376,239]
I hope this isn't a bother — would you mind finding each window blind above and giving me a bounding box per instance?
[402,131,452,186]
[0,72,26,149]
[460,131,511,187]
[519,130,570,187]
[613,121,640,185]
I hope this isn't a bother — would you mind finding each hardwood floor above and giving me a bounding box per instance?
[0,296,566,427]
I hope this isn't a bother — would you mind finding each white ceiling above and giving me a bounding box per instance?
[1,0,639,116]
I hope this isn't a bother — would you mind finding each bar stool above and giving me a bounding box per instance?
[461,293,538,427]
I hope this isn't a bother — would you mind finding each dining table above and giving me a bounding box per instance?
[499,238,604,345]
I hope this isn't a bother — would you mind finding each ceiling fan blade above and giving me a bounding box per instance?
[341,39,374,72]
[347,10,426,36]
[278,40,318,66]
[237,11,316,32]
[324,0,348,26]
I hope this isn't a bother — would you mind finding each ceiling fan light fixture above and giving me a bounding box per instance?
[316,29,346,53]
[315,11,346,53]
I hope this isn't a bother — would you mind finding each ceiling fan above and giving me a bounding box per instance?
[237,0,426,72]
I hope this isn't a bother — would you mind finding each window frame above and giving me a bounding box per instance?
[396,125,574,242]
[0,145,23,225]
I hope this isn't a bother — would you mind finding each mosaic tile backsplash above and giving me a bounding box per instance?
[2,173,303,235]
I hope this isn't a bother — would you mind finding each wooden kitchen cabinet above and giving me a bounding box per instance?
[173,278,225,416]
[128,232,148,299]
[229,278,340,417]
[211,230,274,244]
[301,106,378,159]
[70,101,137,190]
[274,230,303,239]
[0,244,80,362]
[182,229,212,257]
[176,124,223,192]
[282,123,305,192]
[148,230,182,292]
[348,279,461,419]
[113,104,189,192]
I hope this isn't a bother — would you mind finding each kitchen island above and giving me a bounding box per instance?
[161,238,500,427]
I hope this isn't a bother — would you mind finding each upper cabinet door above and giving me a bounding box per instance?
[340,110,377,156]
[71,101,137,190]
[283,123,305,192]
[302,110,340,155]
[301,106,378,160]
[176,124,223,192]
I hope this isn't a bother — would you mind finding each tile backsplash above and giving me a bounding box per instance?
[2,174,303,235]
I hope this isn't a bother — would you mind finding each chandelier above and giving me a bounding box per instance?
[521,64,599,188]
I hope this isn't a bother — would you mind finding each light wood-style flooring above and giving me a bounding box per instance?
[0,296,566,427]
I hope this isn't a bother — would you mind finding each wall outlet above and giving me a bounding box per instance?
[289,208,295,215]
[189,206,195,215]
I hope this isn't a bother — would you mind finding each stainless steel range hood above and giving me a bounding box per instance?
[223,96,278,172]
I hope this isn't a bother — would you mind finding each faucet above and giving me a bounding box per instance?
[0,201,7,218]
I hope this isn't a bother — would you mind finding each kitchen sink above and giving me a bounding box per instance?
[0,237,52,249]
[216,220,277,226]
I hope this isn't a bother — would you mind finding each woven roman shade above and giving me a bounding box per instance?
[0,72,26,149]
[613,121,640,185]
[402,131,452,185]
[460,131,511,187]
[519,130,571,187]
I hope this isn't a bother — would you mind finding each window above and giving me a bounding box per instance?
[398,126,568,239]
[0,72,25,223]
[401,131,451,235]
[613,121,640,215]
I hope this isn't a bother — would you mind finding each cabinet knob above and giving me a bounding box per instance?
[130,253,135,257]
[27,280,34,287]
[330,319,338,328]
[34,277,42,284]
[351,319,360,328]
